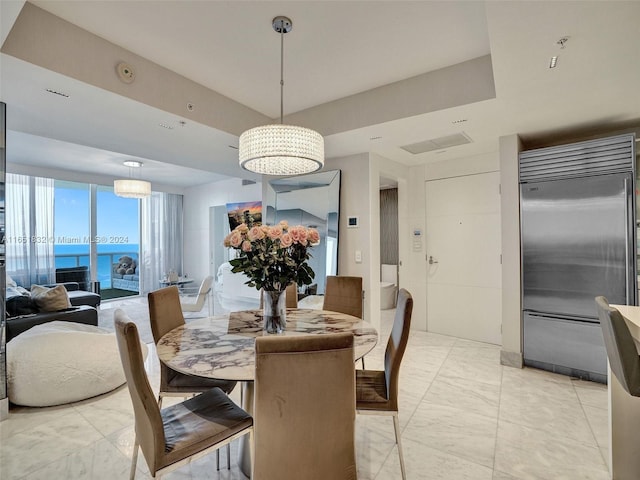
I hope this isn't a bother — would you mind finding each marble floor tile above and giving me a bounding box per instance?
[492,470,522,480]
[499,383,598,447]
[356,415,396,480]
[494,419,609,480]
[375,436,494,480]
[0,412,103,478]
[423,374,501,419]
[582,404,609,456]
[402,402,498,468]
[22,437,144,480]
[72,385,134,437]
[572,379,608,410]
[0,404,77,439]
[437,354,504,387]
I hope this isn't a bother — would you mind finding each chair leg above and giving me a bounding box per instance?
[360,357,365,369]
[392,414,406,480]
[130,437,139,480]
[227,443,231,469]
[216,449,220,471]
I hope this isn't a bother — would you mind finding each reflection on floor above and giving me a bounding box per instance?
[1,303,609,480]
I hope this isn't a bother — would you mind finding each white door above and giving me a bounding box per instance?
[425,172,502,345]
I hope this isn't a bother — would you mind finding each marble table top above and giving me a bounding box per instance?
[157,309,378,382]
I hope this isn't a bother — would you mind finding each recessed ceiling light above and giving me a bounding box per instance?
[158,123,174,130]
[549,56,558,68]
[123,160,143,168]
[45,88,70,98]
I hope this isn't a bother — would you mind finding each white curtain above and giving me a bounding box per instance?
[140,192,183,294]
[6,174,55,286]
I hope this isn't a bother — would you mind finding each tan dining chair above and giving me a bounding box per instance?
[253,333,357,480]
[323,275,365,367]
[356,288,413,480]
[258,282,299,309]
[148,286,238,469]
[595,296,640,396]
[114,310,253,479]
[179,275,213,317]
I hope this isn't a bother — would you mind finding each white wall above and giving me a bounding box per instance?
[325,152,418,330]
[404,165,427,330]
[182,177,262,283]
[324,154,374,323]
[499,134,523,366]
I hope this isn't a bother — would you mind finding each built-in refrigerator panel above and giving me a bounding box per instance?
[519,133,636,382]
[521,172,634,319]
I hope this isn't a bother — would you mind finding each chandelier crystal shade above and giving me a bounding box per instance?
[114,179,151,198]
[239,16,324,176]
[239,124,324,175]
[114,160,151,198]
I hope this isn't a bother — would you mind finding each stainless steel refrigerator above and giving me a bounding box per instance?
[519,134,637,383]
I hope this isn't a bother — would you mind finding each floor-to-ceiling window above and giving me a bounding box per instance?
[95,185,139,298]
[53,180,139,299]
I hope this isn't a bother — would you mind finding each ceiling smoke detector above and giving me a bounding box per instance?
[116,62,135,84]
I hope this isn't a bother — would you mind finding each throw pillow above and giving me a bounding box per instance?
[6,287,37,317]
[30,284,72,312]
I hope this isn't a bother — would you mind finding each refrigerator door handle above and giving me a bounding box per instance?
[624,177,630,305]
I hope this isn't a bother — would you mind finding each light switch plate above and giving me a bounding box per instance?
[355,250,362,263]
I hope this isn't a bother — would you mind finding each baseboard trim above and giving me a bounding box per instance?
[500,349,523,369]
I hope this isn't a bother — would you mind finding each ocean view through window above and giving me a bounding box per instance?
[54,181,139,297]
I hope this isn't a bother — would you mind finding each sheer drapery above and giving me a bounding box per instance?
[140,192,183,294]
[6,174,55,286]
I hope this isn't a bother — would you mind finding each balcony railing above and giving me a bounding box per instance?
[55,251,138,290]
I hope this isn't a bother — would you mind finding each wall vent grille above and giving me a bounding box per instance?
[400,132,472,154]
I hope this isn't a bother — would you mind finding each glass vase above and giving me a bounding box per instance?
[263,289,287,334]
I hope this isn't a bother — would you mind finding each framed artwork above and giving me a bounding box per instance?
[226,201,262,230]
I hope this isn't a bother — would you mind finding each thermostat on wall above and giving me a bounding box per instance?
[347,216,359,228]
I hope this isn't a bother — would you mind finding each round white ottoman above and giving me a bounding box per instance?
[7,321,148,407]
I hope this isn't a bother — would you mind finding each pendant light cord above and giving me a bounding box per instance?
[280,19,285,125]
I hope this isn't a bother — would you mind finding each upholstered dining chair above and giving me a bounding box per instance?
[356,288,413,480]
[595,296,640,396]
[323,275,365,367]
[258,282,298,309]
[179,275,214,317]
[253,333,357,480]
[148,286,238,469]
[114,310,253,480]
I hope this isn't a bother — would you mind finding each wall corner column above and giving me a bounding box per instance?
[500,134,523,368]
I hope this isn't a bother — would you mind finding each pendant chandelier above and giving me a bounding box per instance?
[114,160,151,198]
[239,16,324,176]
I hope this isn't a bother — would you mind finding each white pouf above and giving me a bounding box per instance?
[7,321,148,407]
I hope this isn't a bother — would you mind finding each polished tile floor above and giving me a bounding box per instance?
[1,303,610,480]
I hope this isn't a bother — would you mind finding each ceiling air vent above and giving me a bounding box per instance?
[400,132,472,154]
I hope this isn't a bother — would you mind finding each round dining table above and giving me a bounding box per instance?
[156,308,378,477]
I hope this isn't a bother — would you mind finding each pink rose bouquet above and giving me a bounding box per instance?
[223,220,320,292]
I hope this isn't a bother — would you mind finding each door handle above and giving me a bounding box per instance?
[428,255,438,265]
